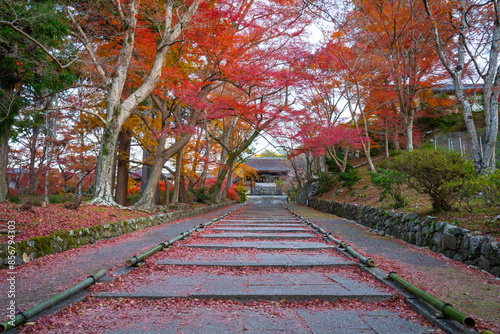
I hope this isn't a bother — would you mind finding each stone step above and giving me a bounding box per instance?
[201,232,316,239]
[216,223,305,228]
[94,272,391,302]
[157,253,356,268]
[220,220,301,224]
[182,241,335,250]
[73,306,436,334]
[211,227,310,233]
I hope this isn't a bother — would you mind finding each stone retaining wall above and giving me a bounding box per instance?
[0,202,235,268]
[305,198,500,277]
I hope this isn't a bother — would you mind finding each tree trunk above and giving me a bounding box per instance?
[133,92,208,209]
[346,86,376,172]
[161,174,169,206]
[200,122,213,189]
[423,0,499,173]
[91,124,121,204]
[171,149,183,205]
[88,0,201,205]
[141,148,152,194]
[402,115,414,151]
[209,130,260,201]
[384,121,390,158]
[0,130,9,202]
[393,128,401,150]
[115,129,131,206]
[179,175,188,203]
[221,163,234,200]
[29,125,41,194]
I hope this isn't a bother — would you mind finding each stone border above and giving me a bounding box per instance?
[305,198,500,277]
[0,202,235,268]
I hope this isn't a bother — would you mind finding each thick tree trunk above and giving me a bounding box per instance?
[179,175,188,203]
[0,130,9,202]
[402,115,414,151]
[221,163,234,200]
[91,125,121,204]
[141,147,153,194]
[89,0,200,205]
[115,129,131,205]
[393,129,401,150]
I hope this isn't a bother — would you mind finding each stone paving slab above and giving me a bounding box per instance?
[182,240,335,250]
[211,227,311,232]
[297,309,436,334]
[63,306,436,334]
[157,252,356,267]
[220,219,301,224]
[216,223,305,227]
[0,204,244,312]
[201,232,317,239]
[94,272,391,302]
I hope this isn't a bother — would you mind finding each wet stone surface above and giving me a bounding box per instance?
[14,203,443,333]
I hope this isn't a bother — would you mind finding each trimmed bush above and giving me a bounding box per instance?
[390,149,475,211]
[234,186,248,203]
[318,172,336,194]
[462,170,500,207]
[370,168,407,208]
[338,168,361,190]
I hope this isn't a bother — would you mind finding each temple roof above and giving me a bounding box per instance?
[245,157,291,173]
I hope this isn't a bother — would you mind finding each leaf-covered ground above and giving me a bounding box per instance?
[321,161,500,240]
[289,204,500,333]
[0,203,156,243]
[19,296,442,334]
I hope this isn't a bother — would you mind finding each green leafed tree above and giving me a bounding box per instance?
[0,0,76,201]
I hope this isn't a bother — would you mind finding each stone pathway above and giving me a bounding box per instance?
[7,203,449,333]
[81,204,440,333]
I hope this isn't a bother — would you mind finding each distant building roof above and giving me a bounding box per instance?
[433,84,483,95]
[245,157,291,173]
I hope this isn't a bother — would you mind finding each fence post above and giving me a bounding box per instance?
[480,136,484,158]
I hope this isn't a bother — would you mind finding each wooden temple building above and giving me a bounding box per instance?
[243,157,291,195]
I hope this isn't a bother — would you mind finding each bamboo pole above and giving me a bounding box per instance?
[283,206,375,266]
[388,272,475,328]
[0,270,106,333]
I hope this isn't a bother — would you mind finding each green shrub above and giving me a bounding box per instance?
[48,194,70,204]
[8,196,20,204]
[389,149,402,158]
[369,146,382,157]
[234,186,248,203]
[390,149,475,211]
[370,168,407,208]
[318,172,336,194]
[127,193,142,205]
[339,168,361,190]
[190,188,213,204]
[288,191,298,203]
[465,170,500,207]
